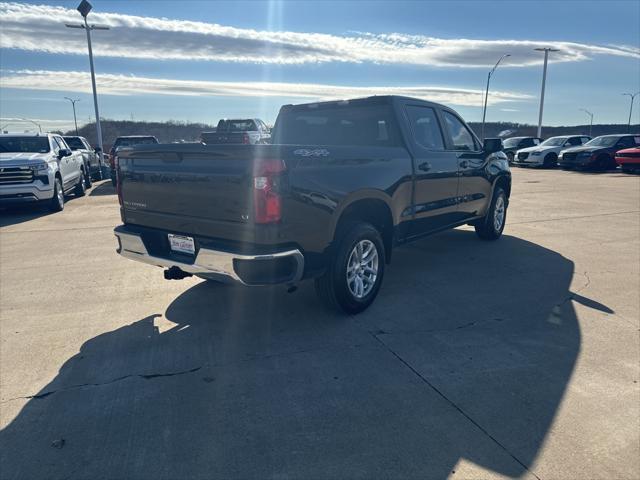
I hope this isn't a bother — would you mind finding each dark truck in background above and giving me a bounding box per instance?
[201,118,271,145]
[114,96,511,313]
[108,135,159,186]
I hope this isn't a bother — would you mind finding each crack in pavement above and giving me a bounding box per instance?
[1,366,202,403]
[507,210,640,226]
[366,329,543,480]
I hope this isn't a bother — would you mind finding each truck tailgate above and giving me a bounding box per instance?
[118,144,260,242]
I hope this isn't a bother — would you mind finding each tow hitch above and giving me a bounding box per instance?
[164,266,193,280]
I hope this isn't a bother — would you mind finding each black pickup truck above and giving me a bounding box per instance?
[114,96,510,313]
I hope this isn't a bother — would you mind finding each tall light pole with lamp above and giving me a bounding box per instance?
[622,92,639,132]
[579,108,594,137]
[65,0,109,171]
[481,54,510,141]
[64,97,80,135]
[534,47,559,138]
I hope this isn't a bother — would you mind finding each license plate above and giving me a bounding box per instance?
[168,234,195,255]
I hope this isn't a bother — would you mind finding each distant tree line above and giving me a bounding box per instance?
[66,119,216,150]
[67,119,639,149]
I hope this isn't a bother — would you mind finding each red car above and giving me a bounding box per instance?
[615,147,640,173]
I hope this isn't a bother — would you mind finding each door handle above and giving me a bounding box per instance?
[418,162,431,172]
[459,160,469,169]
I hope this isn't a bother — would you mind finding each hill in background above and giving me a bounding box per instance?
[64,119,639,149]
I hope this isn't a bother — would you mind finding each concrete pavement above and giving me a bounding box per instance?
[1,168,638,479]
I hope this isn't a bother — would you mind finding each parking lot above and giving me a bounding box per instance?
[1,168,638,479]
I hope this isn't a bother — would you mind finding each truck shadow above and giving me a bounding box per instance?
[89,180,116,196]
[0,230,589,479]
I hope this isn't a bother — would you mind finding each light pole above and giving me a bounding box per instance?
[579,108,594,137]
[20,118,42,133]
[534,47,559,138]
[481,54,510,141]
[622,92,639,133]
[65,0,109,168]
[64,97,80,135]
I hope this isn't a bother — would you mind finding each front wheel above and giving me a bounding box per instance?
[475,187,507,240]
[49,177,64,212]
[543,153,557,168]
[315,222,385,314]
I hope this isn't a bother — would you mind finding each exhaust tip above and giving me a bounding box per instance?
[164,266,192,280]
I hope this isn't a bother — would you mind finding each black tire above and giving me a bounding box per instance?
[74,171,87,197]
[84,166,92,189]
[594,154,610,171]
[49,177,64,212]
[543,153,557,168]
[475,186,507,241]
[315,222,385,315]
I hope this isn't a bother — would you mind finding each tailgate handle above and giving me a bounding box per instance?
[160,153,182,163]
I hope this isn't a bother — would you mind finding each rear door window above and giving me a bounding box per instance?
[617,137,635,149]
[442,111,479,151]
[405,105,445,150]
[273,103,402,146]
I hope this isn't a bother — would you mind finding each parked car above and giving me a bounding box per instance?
[113,96,511,314]
[514,135,591,168]
[559,134,640,170]
[108,136,159,186]
[0,133,88,212]
[63,135,102,183]
[201,119,271,145]
[615,146,640,173]
[502,136,541,163]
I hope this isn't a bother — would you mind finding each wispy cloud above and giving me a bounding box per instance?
[0,70,532,107]
[1,2,637,67]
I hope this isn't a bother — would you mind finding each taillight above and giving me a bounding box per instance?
[253,159,286,224]
[115,155,123,206]
[242,133,250,144]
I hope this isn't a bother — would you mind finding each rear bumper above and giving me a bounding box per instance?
[114,225,304,286]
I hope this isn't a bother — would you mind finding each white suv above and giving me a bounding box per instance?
[0,133,89,212]
[513,135,591,168]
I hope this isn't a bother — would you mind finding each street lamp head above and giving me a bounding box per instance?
[77,0,92,17]
[534,47,560,52]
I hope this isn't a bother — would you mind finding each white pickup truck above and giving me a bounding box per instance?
[0,133,89,212]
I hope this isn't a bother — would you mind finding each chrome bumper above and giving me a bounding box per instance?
[114,228,304,286]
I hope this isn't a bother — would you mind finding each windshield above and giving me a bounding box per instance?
[114,137,158,148]
[63,137,85,150]
[219,120,257,132]
[0,136,50,153]
[585,136,619,147]
[503,137,523,148]
[540,137,567,147]
[273,103,401,146]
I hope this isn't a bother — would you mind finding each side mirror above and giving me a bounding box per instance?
[94,147,102,153]
[483,138,503,154]
[58,148,72,159]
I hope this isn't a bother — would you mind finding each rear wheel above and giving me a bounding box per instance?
[74,171,87,197]
[49,177,64,212]
[475,187,507,240]
[315,222,385,314]
[84,166,92,189]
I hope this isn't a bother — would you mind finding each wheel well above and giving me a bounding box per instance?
[335,199,394,263]
[495,176,511,199]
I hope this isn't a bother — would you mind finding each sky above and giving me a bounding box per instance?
[1,0,639,133]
